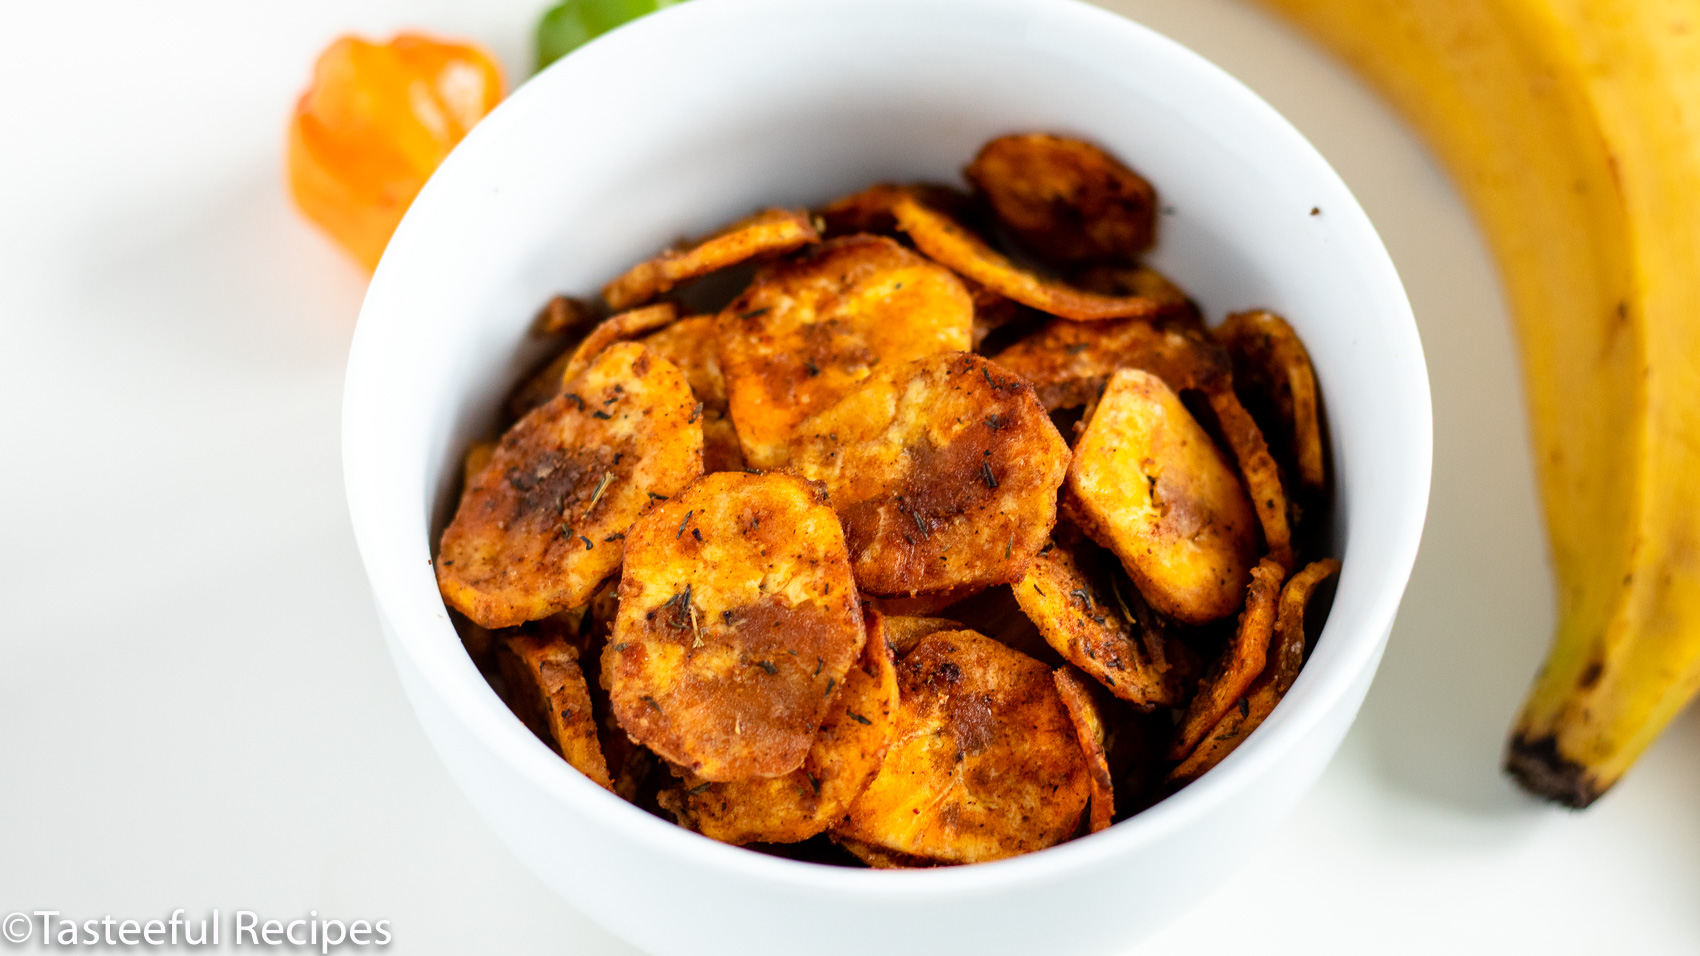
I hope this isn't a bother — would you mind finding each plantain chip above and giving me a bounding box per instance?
[787,352,1069,597]
[531,293,596,338]
[670,607,899,844]
[462,440,498,490]
[1013,538,1191,709]
[1052,667,1114,834]
[993,316,1294,568]
[603,208,820,311]
[1064,369,1259,624]
[497,632,614,790]
[992,313,1225,412]
[1204,387,1294,570]
[866,587,984,618]
[1168,558,1338,784]
[437,342,704,628]
[833,629,1090,864]
[881,615,965,656]
[717,235,974,467]
[641,313,746,473]
[890,194,1170,322]
[1068,264,1194,312]
[965,133,1157,266]
[1214,309,1326,494]
[604,472,866,781]
[815,182,981,240]
[559,302,682,386]
[1168,558,1285,761]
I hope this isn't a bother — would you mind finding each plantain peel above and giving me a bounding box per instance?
[436,342,704,629]
[833,629,1090,865]
[1065,369,1259,624]
[496,633,614,790]
[605,472,866,781]
[603,208,819,311]
[788,352,1069,597]
[1014,539,1191,709]
[717,235,974,468]
[965,133,1158,266]
[670,608,899,844]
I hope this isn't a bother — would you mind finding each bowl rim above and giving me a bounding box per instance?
[343,0,1432,898]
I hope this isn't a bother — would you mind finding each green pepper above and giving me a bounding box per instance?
[535,0,690,72]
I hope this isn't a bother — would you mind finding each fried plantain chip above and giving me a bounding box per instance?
[833,629,1089,864]
[866,588,984,619]
[1068,264,1194,312]
[890,194,1170,322]
[881,615,965,656]
[641,314,746,473]
[603,209,820,311]
[531,294,596,338]
[1167,558,1285,761]
[462,440,498,489]
[560,302,681,386]
[1013,539,1190,709]
[1052,667,1114,834]
[1168,558,1338,784]
[815,182,981,240]
[436,342,704,628]
[992,316,1294,568]
[787,352,1069,597]
[1214,309,1326,494]
[1204,387,1294,570]
[1064,369,1259,624]
[991,313,1225,413]
[605,472,866,781]
[497,632,614,790]
[965,133,1157,266]
[670,607,899,844]
[717,235,974,467]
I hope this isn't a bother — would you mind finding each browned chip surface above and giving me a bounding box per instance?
[1168,558,1284,761]
[436,342,704,628]
[560,302,681,385]
[605,472,865,781]
[497,633,614,790]
[992,314,1227,411]
[642,314,745,473]
[532,294,595,337]
[717,235,974,467]
[1065,369,1259,624]
[891,195,1169,322]
[966,133,1157,266]
[1215,309,1326,494]
[1168,558,1338,784]
[672,608,899,844]
[1053,667,1114,834]
[815,182,980,239]
[788,352,1068,597]
[833,629,1089,864]
[1013,540,1189,708]
[1206,388,1294,570]
[462,440,497,489]
[881,615,965,656]
[1069,264,1193,309]
[603,208,819,311]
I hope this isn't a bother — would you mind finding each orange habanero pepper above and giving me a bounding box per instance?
[287,33,504,270]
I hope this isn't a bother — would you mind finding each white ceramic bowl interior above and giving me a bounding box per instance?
[343,0,1432,953]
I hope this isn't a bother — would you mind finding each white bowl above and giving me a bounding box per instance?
[342,0,1431,952]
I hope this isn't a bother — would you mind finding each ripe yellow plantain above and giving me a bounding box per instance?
[1249,0,1700,806]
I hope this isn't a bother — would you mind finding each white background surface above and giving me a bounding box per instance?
[1,1,1695,953]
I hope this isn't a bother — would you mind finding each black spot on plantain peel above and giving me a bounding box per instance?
[1505,735,1602,809]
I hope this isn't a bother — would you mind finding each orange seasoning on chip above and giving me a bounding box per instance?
[286,33,504,270]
